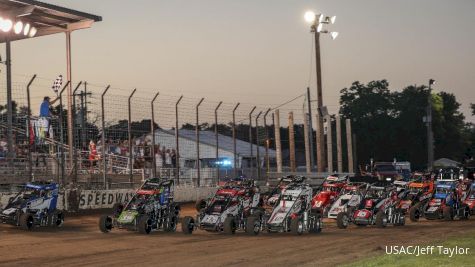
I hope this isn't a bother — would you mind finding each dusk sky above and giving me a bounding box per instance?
[2,0,475,122]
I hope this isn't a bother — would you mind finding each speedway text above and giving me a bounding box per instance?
[385,246,470,257]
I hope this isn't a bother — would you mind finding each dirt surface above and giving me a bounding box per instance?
[1,204,474,267]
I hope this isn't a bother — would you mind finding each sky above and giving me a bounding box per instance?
[2,0,475,122]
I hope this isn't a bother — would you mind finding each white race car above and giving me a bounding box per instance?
[327,182,367,219]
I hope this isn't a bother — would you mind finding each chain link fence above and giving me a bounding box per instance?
[0,74,354,189]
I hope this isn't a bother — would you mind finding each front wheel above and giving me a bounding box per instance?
[99,215,113,233]
[443,206,454,221]
[309,213,322,233]
[336,212,349,229]
[182,216,195,234]
[245,216,261,235]
[409,203,422,222]
[20,213,34,231]
[53,210,64,227]
[375,211,388,228]
[223,216,236,235]
[290,216,304,235]
[138,215,152,235]
[460,205,471,220]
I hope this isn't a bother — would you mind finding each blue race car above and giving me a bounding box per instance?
[0,182,64,230]
[423,180,470,220]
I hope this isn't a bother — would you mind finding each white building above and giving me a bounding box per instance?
[149,128,276,169]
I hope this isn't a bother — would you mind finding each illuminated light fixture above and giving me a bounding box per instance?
[317,23,323,33]
[1,18,13,32]
[318,14,325,23]
[14,21,23,34]
[23,23,30,36]
[28,27,37,37]
[330,32,339,40]
[330,15,336,24]
[304,11,316,23]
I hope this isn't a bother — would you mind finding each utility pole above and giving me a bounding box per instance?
[315,31,325,173]
[307,87,315,169]
[426,79,435,171]
[288,112,296,172]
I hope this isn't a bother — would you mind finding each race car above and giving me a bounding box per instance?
[311,175,348,217]
[423,180,470,221]
[0,182,64,230]
[463,183,475,215]
[327,182,367,220]
[253,176,321,235]
[336,182,405,228]
[182,178,260,235]
[397,177,434,222]
[99,178,180,234]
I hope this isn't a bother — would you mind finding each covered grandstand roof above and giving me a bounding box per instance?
[156,129,276,158]
[0,0,102,43]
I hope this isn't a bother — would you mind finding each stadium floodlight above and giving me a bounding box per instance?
[330,32,339,40]
[13,21,23,34]
[304,11,316,23]
[330,16,336,24]
[23,23,30,36]
[318,14,325,23]
[317,23,323,33]
[28,27,37,37]
[1,18,13,32]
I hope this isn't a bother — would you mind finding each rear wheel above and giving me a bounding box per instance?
[443,206,454,221]
[182,216,194,234]
[138,215,152,234]
[375,211,388,228]
[336,212,349,229]
[290,216,304,235]
[409,203,422,222]
[20,213,34,231]
[99,215,113,233]
[223,216,236,235]
[245,216,261,235]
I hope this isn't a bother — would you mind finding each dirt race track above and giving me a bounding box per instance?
[1,204,474,267]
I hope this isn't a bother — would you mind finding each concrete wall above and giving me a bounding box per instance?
[0,186,217,212]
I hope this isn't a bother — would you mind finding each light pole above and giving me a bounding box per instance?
[426,79,435,171]
[304,11,338,172]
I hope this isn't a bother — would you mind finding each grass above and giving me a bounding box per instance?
[341,231,475,267]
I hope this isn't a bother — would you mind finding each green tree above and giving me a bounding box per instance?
[339,80,397,166]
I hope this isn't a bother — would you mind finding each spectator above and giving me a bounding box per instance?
[171,149,177,168]
[165,149,172,167]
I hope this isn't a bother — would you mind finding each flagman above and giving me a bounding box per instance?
[39,96,59,117]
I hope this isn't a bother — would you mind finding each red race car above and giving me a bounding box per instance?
[311,175,348,217]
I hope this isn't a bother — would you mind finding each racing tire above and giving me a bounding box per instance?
[443,206,454,221]
[290,217,304,235]
[182,216,194,234]
[245,216,261,236]
[20,213,34,231]
[223,216,236,235]
[53,211,64,227]
[99,215,113,233]
[195,199,207,212]
[461,205,471,220]
[375,211,388,228]
[165,214,178,232]
[310,213,322,234]
[336,212,349,229]
[409,203,422,222]
[138,216,152,235]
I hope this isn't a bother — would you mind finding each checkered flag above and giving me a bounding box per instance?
[52,75,63,96]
